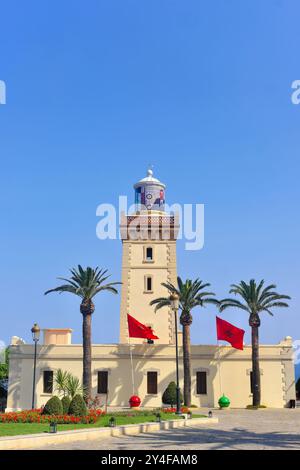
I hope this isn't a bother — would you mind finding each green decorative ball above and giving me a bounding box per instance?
[218,394,230,408]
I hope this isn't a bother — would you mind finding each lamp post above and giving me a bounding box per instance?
[170,293,181,415]
[31,323,40,409]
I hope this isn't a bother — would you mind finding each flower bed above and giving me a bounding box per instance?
[0,407,194,426]
[0,409,104,424]
[162,406,189,413]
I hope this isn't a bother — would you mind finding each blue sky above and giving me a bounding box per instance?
[0,0,299,348]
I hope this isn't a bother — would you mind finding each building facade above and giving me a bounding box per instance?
[6,170,296,411]
[6,335,295,410]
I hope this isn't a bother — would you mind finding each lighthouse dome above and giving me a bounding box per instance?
[134,168,166,188]
[134,168,166,212]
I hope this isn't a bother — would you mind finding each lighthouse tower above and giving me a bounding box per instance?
[119,169,180,344]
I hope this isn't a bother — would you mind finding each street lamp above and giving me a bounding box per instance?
[31,323,40,409]
[170,293,181,415]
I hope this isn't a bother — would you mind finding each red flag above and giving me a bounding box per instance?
[127,314,159,340]
[216,316,245,350]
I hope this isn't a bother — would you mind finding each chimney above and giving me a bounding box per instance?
[43,329,73,345]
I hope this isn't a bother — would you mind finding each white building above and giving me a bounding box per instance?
[6,170,296,410]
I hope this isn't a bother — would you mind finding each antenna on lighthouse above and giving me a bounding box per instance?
[147,164,154,176]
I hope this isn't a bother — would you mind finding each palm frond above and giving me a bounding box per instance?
[150,276,218,319]
[222,279,290,320]
[44,285,80,296]
[65,374,83,400]
[45,266,120,302]
[150,297,171,312]
[54,369,70,396]
[262,301,290,309]
[219,298,249,313]
[92,284,120,297]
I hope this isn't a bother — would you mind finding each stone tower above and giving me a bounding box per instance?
[119,169,180,344]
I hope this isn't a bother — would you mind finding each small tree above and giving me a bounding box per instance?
[43,396,63,415]
[0,347,9,411]
[296,378,300,399]
[54,369,69,396]
[69,394,87,416]
[0,347,9,383]
[66,375,84,399]
[61,396,71,414]
[54,369,84,399]
[162,382,183,407]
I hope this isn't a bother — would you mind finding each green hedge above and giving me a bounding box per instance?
[69,394,87,416]
[61,396,71,414]
[42,396,63,415]
[162,382,183,406]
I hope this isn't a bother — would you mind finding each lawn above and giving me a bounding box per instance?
[0,412,205,437]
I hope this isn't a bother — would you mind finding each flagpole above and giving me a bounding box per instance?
[217,340,223,397]
[216,316,245,399]
[127,313,159,399]
[128,331,135,396]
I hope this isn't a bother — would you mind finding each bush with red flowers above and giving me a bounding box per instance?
[162,406,190,414]
[0,408,105,424]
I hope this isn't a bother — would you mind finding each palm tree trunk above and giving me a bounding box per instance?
[251,325,261,406]
[82,313,92,400]
[182,324,191,407]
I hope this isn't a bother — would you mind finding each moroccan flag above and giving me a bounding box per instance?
[216,316,245,350]
[127,314,159,340]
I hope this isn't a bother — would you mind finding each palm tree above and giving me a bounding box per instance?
[65,374,84,400]
[54,369,69,397]
[45,265,120,399]
[220,279,290,406]
[150,277,218,406]
[54,369,84,399]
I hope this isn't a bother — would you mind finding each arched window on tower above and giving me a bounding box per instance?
[144,275,153,293]
[144,246,154,262]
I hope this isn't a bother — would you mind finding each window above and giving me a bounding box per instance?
[145,276,153,292]
[43,371,53,394]
[143,246,154,263]
[98,371,108,394]
[196,371,207,395]
[146,247,153,261]
[147,371,158,394]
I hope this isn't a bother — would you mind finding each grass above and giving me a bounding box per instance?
[0,412,205,437]
[0,422,94,437]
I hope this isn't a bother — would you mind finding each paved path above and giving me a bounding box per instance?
[38,409,300,450]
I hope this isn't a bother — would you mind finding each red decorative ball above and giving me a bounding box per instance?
[129,395,141,408]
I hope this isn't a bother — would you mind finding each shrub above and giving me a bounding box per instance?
[61,396,71,414]
[86,395,103,411]
[296,378,300,398]
[0,410,98,424]
[42,396,63,415]
[162,382,183,406]
[54,369,69,396]
[69,394,87,416]
[162,406,189,413]
[66,375,83,400]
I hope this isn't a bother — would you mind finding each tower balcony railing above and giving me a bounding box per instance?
[120,212,180,240]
